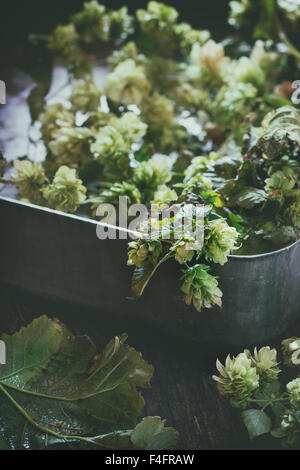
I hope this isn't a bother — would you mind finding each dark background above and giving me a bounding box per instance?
[0,0,231,48]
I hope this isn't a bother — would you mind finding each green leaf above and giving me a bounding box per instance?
[254,381,284,416]
[0,316,176,450]
[131,251,173,298]
[131,417,179,450]
[254,0,277,40]
[242,409,272,439]
[254,106,300,159]
[231,187,267,209]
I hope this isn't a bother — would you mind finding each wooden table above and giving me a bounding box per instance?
[1,281,294,450]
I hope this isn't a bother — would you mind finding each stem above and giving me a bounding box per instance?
[276,17,300,62]
[250,397,286,411]
[0,178,15,185]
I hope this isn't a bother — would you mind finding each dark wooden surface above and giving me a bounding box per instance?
[1,282,297,450]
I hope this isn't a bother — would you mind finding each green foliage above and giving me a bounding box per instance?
[242,409,272,439]
[0,316,178,450]
[213,338,300,447]
[229,0,300,62]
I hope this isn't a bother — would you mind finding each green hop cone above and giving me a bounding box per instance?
[171,238,194,265]
[91,126,131,181]
[274,410,300,447]
[89,182,141,216]
[38,104,75,144]
[72,1,110,44]
[48,126,94,169]
[70,79,102,113]
[109,6,134,41]
[48,24,93,77]
[111,112,148,146]
[287,378,300,410]
[91,125,128,156]
[205,219,239,266]
[232,56,265,88]
[12,160,45,203]
[108,41,145,69]
[190,39,229,88]
[252,346,280,381]
[180,264,222,312]
[133,156,172,202]
[213,352,259,407]
[137,1,178,33]
[214,82,258,130]
[174,22,210,55]
[153,185,177,205]
[136,1,178,54]
[127,239,163,268]
[42,166,86,213]
[282,337,300,368]
[105,59,151,106]
[141,93,174,133]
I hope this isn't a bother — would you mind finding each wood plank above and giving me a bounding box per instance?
[0,282,294,450]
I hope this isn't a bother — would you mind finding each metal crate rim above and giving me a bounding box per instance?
[1,195,299,260]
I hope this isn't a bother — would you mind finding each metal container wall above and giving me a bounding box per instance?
[0,197,299,347]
